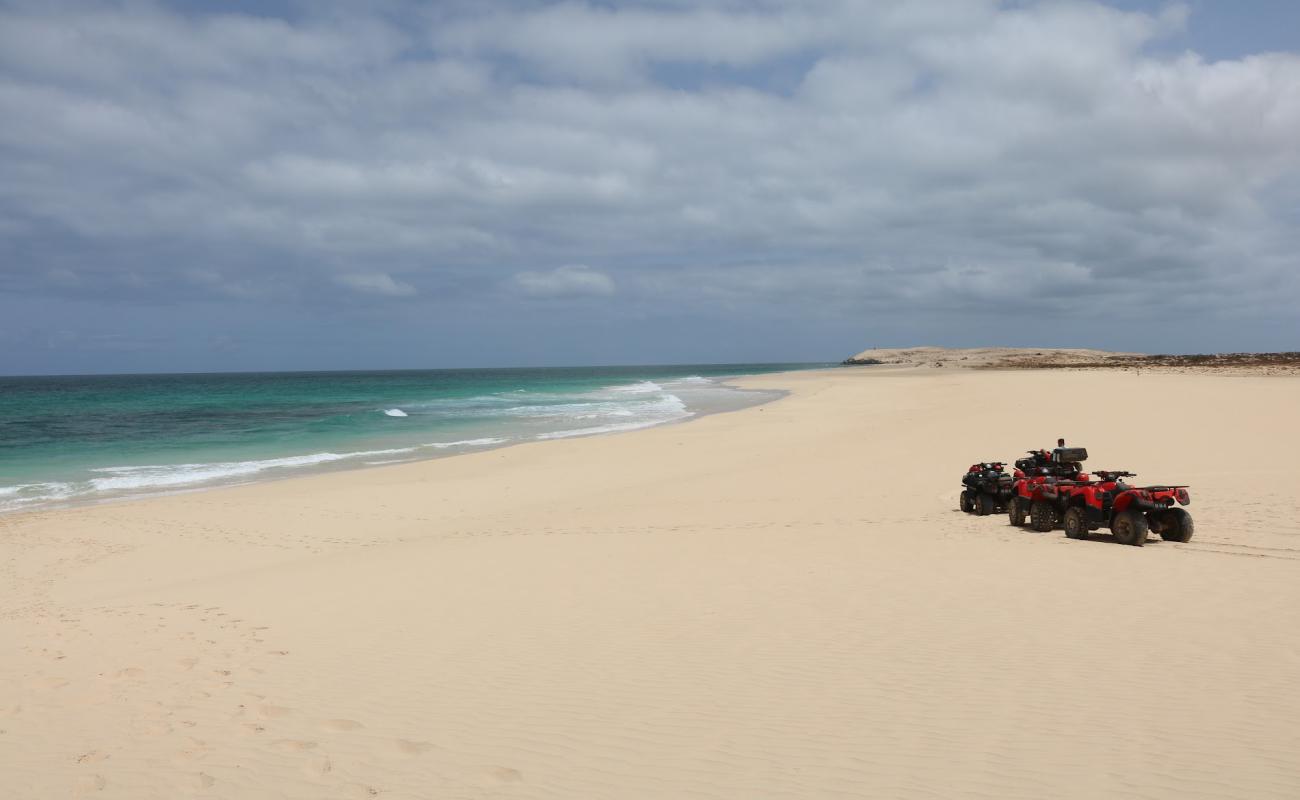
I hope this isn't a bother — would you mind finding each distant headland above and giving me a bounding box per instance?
[842,347,1300,374]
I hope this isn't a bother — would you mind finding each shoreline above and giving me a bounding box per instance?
[6,358,1290,522]
[5,365,1300,799]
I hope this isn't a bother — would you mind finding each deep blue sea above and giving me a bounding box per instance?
[0,363,823,512]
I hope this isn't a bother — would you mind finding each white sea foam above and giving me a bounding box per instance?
[0,482,77,498]
[424,437,509,449]
[383,408,408,417]
[673,375,713,385]
[608,380,663,394]
[533,391,692,440]
[87,447,417,491]
[499,393,686,422]
[536,415,693,440]
[0,481,79,510]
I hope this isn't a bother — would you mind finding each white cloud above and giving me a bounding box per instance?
[335,273,417,297]
[513,265,615,297]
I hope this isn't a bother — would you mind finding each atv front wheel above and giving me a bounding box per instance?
[1029,501,1057,532]
[975,493,994,516]
[1063,507,1089,540]
[1156,508,1194,543]
[959,491,973,513]
[1008,497,1027,527]
[1111,510,1149,547]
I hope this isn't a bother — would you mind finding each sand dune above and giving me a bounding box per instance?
[3,366,1300,798]
[843,345,1138,367]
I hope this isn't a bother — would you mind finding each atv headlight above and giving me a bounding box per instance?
[1176,488,1190,505]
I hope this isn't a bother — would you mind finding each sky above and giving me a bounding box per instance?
[1,0,1297,374]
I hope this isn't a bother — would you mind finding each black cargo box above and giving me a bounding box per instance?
[1054,447,1088,463]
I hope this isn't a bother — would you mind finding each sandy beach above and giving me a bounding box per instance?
[4,364,1300,799]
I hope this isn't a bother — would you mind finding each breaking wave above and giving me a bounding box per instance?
[424,437,509,449]
[608,380,664,394]
[87,448,420,491]
[536,418,687,440]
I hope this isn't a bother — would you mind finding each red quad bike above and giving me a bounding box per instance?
[960,462,1013,516]
[1057,470,1194,546]
[1007,446,1088,531]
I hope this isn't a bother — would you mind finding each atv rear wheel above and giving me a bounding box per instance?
[975,493,994,516]
[1029,501,1057,532]
[1008,497,1027,527]
[1111,510,1149,547]
[1063,507,1089,540]
[1156,508,1194,543]
[959,491,973,513]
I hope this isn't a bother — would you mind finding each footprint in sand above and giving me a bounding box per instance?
[115,667,145,679]
[73,774,106,793]
[76,750,110,764]
[141,720,173,736]
[394,739,435,756]
[194,772,216,789]
[322,719,364,732]
[273,739,318,751]
[174,738,210,763]
[304,755,333,776]
[483,766,524,784]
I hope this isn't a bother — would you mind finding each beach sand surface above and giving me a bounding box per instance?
[3,366,1299,799]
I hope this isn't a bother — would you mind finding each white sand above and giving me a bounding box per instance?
[3,366,1299,799]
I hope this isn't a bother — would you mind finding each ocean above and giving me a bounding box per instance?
[0,363,823,513]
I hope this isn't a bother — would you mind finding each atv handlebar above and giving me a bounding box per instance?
[1094,470,1135,480]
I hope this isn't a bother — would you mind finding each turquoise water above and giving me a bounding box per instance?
[0,363,822,512]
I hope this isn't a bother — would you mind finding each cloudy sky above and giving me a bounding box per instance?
[1,0,1297,374]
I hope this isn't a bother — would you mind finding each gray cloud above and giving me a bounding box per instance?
[0,0,1297,372]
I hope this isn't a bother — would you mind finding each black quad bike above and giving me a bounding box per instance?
[960,462,1014,516]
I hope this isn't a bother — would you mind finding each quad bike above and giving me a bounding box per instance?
[1007,446,1088,529]
[960,462,1013,516]
[1056,470,1194,546]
